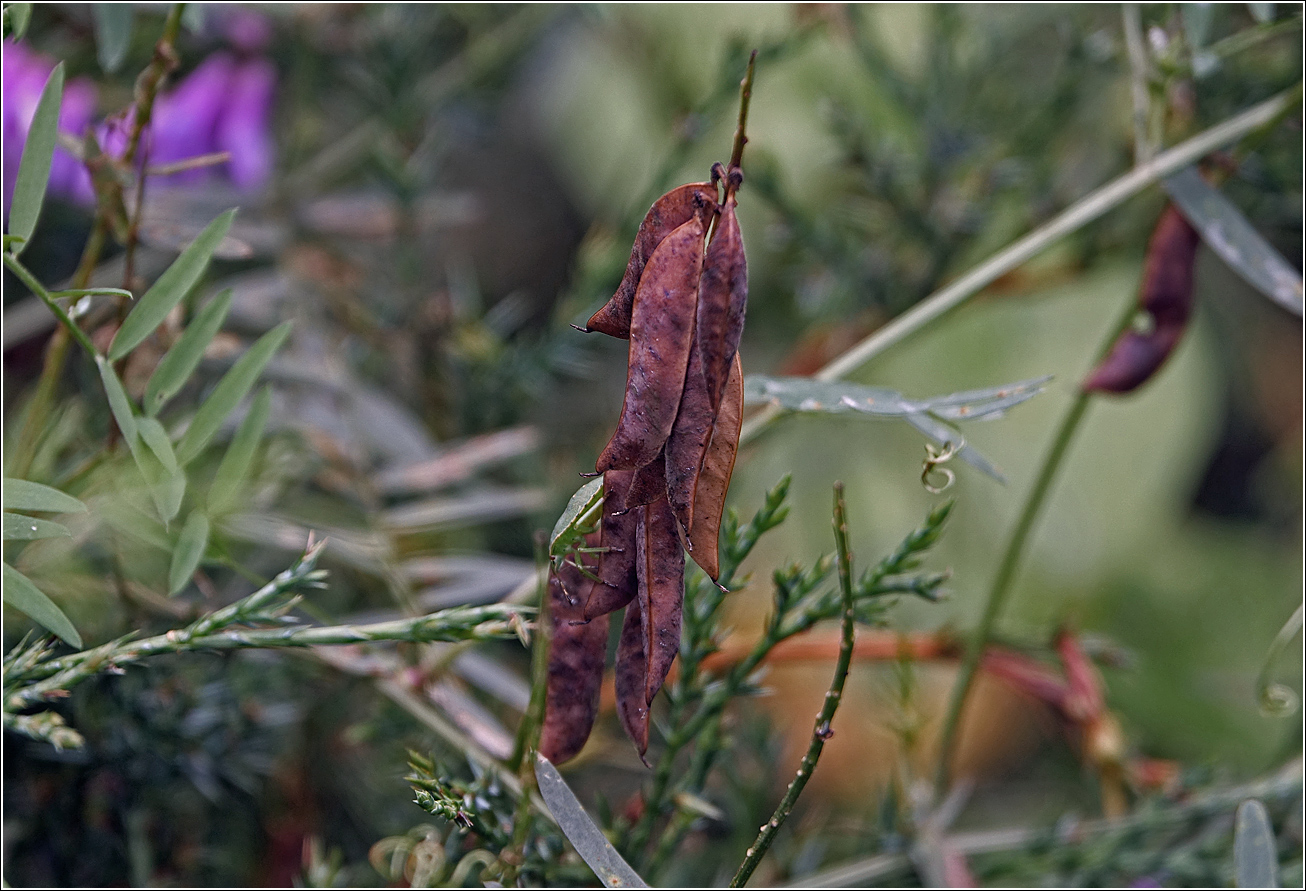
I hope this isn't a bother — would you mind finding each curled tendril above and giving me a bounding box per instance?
[921,437,964,494]
[1257,604,1303,718]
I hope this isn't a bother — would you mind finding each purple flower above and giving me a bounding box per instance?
[2,39,98,218]
[215,57,276,190]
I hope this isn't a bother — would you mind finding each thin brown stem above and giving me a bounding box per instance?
[727,50,758,176]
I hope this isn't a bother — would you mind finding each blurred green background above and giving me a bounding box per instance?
[3,3,1301,886]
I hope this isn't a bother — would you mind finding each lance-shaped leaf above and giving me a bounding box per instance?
[168,510,210,595]
[109,210,236,361]
[137,417,185,524]
[538,547,610,765]
[175,321,290,465]
[7,63,63,255]
[208,385,271,515]
[1164,166,1303,317]
[534,753,649,888]
[1234,799,1278,889]
[96,355,139,445]
[584,182,717,339]
[3,513,71,541]
[92,3,135,73]
[144,288,234,416]
[595,216,704,474]
[2,563,82,648]
[744,372,1052,482]
[4,3,33,39]
[3,480,87,514]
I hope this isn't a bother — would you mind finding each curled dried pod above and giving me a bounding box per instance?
[697,192,748,412]
[584,182,719,339]
[615,595,651,760]
[686,353,744,582]
[636,495,685,705]
[1083,206,1200,395]
[595,215,706,474]
[582,470,639,621]
[539,540,611,765]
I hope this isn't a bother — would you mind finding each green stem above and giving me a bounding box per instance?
[509,532,552,771]
[932,295,1139,796]
[730,484,859,888]
[738,85,1299,448]
[728,50,758,173]
[3,254,100,359]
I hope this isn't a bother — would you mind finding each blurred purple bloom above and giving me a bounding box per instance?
[2,39,98,217]
[215,57,276,190]
[217,6,275,54]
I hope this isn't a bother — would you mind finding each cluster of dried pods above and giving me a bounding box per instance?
[540,162,748,765]
[1083,204,1199,394]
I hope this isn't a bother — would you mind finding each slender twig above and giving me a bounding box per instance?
[932,293,1139,796]
[730,483,860,888]
[738,86,1299,447]
[1122,4,1155,165]
[3,254,100,359]
[728,50,758,174]
[509,533,551,771]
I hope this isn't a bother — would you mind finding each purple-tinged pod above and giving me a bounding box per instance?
[582,471,639,622]
[615,595,651,761]
[696,194,748,412]
[584,182,718,339]
[637,496,685,706]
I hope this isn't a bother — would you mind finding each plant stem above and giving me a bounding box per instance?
[3,254,100,359]
[1122,4,1155,165]
[932,294,1139,797]
[730,484,859,888]
[738,85,1299,447]
[728,50,758,173]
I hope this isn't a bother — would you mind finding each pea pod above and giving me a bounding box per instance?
[695,194,747,412]
[584,182,718,339]
[615,595,651,760]
[582,470,639,621]
[686,353,743,582]
[637,495,685,705]
[595,215,705,473]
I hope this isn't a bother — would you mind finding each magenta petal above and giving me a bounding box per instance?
[215,59,276,191]
[147,53,237,181]
[48,78,99,205]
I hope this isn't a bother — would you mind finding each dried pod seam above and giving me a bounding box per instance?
[615,596,651,760]
[636,496,685,705]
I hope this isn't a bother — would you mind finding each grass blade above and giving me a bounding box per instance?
[3,513,71,541]
[137,417,185,523]
[2,562,82,648]
[2,479,87,514]
[6,63,63,254]
[92,3,134,73]
[143,289,233,416]
[175,321,291,465]
[108,209,236,361]
[208,386,271,515]
[534,752,649,888]
[96,356,138,445]
[168,511,210,595]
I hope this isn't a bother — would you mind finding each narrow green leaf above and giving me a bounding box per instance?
[3,3,33,39]
[549,475,604,559]
[49,287,134,301]
[181,4,206,33]
[137,417,180,476]
[92,3,134,73]
[1164,166,1303,316]
[175,322,291,465]
[96,356,138,446]
[108,209,236,361]
[2,562,82,648]
[7,63,63,254]
[1183,3,1214,48]
[144,289,233,416]
[534,753,648,889]
[208,386,271,515]
[136,417,185,523]
[1248,3,1276,24]
[3,479,87,514]
[168,511,210,595]
[3,512,71,540]
[1235,799,1278,888]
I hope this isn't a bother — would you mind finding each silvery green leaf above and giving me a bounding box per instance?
[92,3,134,73]
[6,63,63,254]
[3,479,86,514]
[1235,799,1277,888]
[2,563,82,648]
[144,288,233,416]
[534,753,648,888]
[1164,166,1303,316]
[3,512,71,541]
[168,511,210,595]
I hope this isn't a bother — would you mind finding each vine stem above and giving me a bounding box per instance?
[3,254,99,359]
[931,293,1139,797]
[730,483,858,888]
[728,50,758,173]
[737,85,1299,448]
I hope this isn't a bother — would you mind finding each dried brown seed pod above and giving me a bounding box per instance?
[615,595,651,760]
[595,215,706,474]
[1083,205,1200,395]
[584,183,718,339]
[695,193,748,412]
[582,470,639,621]
[624,449,668,512]
[684,353,743,582]
[538,541,611,765]
[665,326,715,544]
[636,495,685,705]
